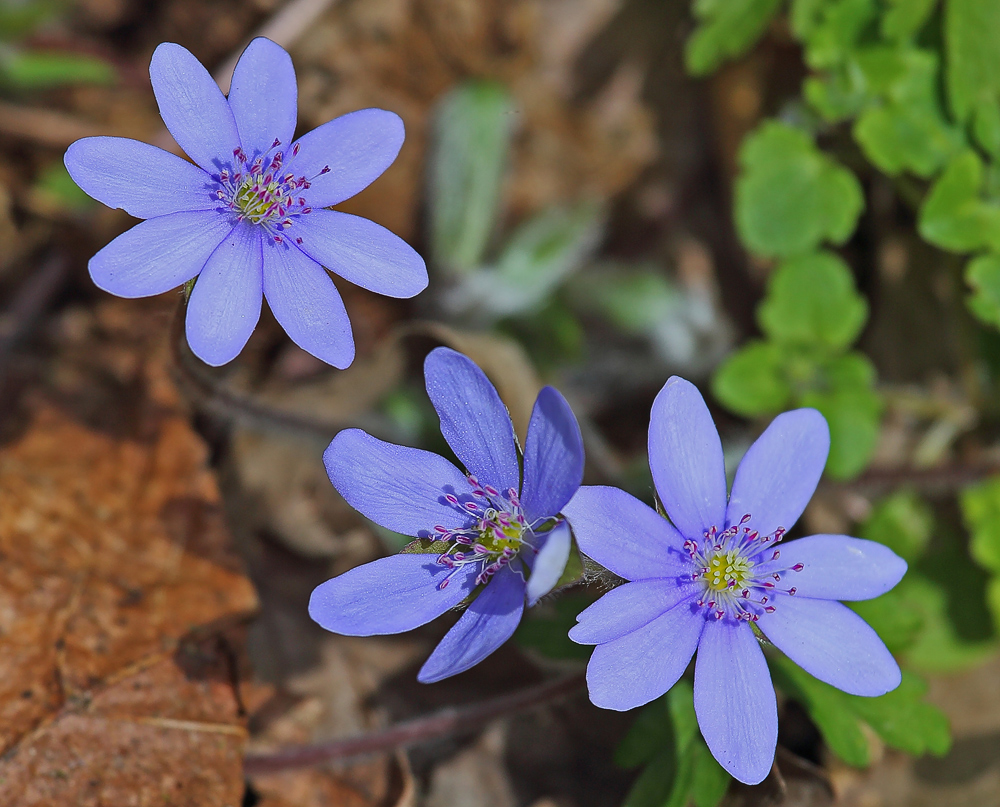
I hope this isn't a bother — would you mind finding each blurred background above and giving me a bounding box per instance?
[2,0,1000,805]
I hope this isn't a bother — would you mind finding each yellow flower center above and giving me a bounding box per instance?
[706,551,753,592]
[235,176,287,223]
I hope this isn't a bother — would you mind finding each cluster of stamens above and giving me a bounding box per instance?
[432,476,534,589]
[213,139,330,244]
[685,514,803,622]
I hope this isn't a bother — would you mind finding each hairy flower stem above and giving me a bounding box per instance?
[242,671,586,775]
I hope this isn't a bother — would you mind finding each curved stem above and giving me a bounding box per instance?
[243,671,586,775]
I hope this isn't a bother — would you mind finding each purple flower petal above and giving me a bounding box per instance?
[570,579,699,645]
[227,37,297,158]
[519,386,584,523]
[586,599,704,711]
[563,486,691,581]
[727,409,829,537]
[89,210,234,298]
[758,597,901,696]
[293,210,427,298]
[694,619,777,785]
[424,347,520,495]
[418,565,525,683]
[185,224,263,366]
[149,42,241,172]
[525,521,571,606]
[286,108,404,208]
[64,137,216,219]
[649,377,728,540]
[754,535,906,601]
[309,553,478,636]
[324,428,475,536]
[262,241,354,368]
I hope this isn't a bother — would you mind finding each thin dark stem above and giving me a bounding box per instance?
[243,671,586,775]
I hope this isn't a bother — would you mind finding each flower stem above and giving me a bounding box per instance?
[242,671,586,775]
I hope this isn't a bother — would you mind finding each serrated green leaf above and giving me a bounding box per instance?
[771,656,872,766]
[803,0,879,70]
[0,49,117,89]
[759,251,868,350]
[860,490,934,562]
[689,741,730,807]
[881,0,938,42]
[735,121,865,258]
[965,253,1000,329]
[684,0,783,76]
[918,150,1000,252]
[429,81,512,275]
[961,475,1000,573]
[712,341,793,417]
[945,0,1000,124]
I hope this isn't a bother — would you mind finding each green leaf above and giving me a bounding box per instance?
[514,591,593,661]
[804,65,870,121]
[684,0,783,76]
[987,575,1000,633]
[860,490,934,562]
[666,680,698,753]
[965,253,1000,329]
[0,49,117,89]
[616,697,672,769]
[759,251,868,350]
[853,49,965,178]
[450,202,603,317]
[771,656,872,766]
[688,742,730,807]
[972,97,1000,157]
[802,0,879,70]
[712,341,793,417]
[31,162,93,212]
[791,0,828,40]
[918,150,1000,252]
[961,475,1000,573]
[429,81,512,275]
[848,672,952,756]
[945,0,1000,124]
[735,121,865,258]
[881,0,939,42]
[800,353,882,479]
[849,588,926,653]
[596,269,681,334]
[622,748,685,807]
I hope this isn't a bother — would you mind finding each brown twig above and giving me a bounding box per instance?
[243,671,586,775]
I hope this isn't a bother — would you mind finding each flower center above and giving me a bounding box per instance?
[705,550,753,592]
[214,140,328,245]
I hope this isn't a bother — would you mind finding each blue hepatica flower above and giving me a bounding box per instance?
[64,38,426,368]
[564,377,906,785]
[309,347,585,682]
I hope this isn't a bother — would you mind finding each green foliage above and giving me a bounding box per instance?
[918,150,1000,252]
[881,0,939,43]
[735,122,865,258]
[617,682,730,807]
[944,0,1000,125]
[961,476,1000,631]
[860,490,934,562]
[685,0,783,76]
[0,49,117,89]
[514,591,593,662]
[712,252,881,478]
[771,657,951,766]
[429,81,512,275]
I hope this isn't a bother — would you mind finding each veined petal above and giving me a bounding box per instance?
[149,42,241,172]
[694,619,777,785]
[89,210,233,298]
[286,108,404,208]
[64,137,216,219]
[294,210,427,298]
[586,598,703,711]
[570,579,699,645]
[424,347,520,495]
[227,37,297,157]
[754,535,906,601]
[309,553,478,636]
[185,224,263,366]
[324,429,475,536]
[262,242,354,368]
[649,377,728,540]
[418,565,525,683]
[525,521,571,606]
[563,486,690,581]
[520,386,584,523]
[758,597,901,697]
[727,409,829,537]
